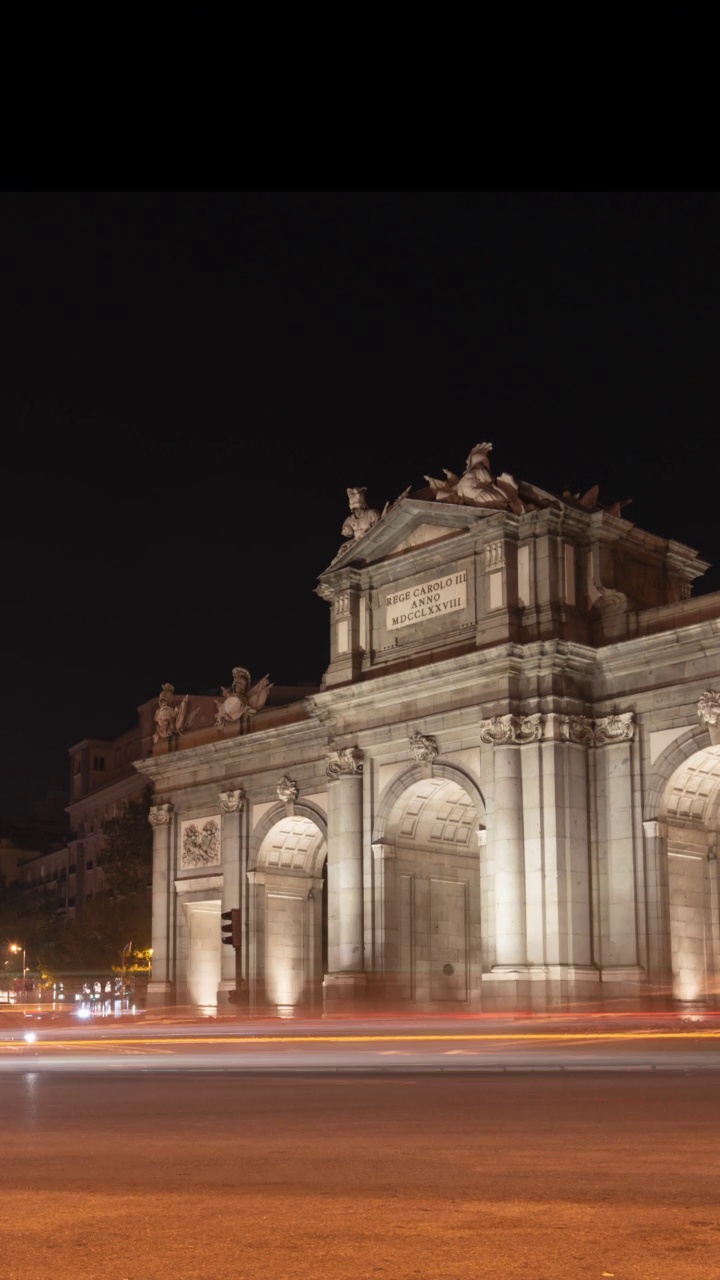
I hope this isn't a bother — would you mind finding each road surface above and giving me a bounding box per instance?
[1,1038,720,1278]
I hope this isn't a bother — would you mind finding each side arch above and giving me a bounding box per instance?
[249,800,328,874]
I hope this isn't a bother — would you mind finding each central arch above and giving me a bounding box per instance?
[250,804,327,1012]
[374,764,486,1010]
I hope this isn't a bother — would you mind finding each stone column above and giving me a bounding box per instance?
[147,803,174,1006]
[372,843,399,1004]
[217,789,245,1009]
[247,870,266,1011]
[595,713,640,977]
[324,746,366,1010]
[642,819,670,987]
[707,847,720,992]
[481,716,541,971]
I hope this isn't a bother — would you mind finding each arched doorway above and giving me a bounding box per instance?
[374,769,485,1009]
[661,746,720,1003]
[250,809,327,1012]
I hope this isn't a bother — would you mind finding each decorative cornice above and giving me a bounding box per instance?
[560,712,635,746]
[409,731,439,763]
[326,746,364,780]
[479,714,544,745]
[174,873,222,894]
[149,803,173,827]
[218,789,245,814]
[277,776,299,803]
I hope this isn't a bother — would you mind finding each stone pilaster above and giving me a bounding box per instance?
[148,803,174,1005]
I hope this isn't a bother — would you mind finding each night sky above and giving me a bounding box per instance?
[2,191,719,818]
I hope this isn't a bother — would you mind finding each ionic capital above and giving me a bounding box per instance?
[326,746,364,780]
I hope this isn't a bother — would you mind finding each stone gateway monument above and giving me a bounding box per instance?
[138,443,720,1013]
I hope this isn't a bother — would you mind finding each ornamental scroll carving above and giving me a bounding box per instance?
[593,712,635,745]
[409,731,439,763]
[277,777,299,803]
[219,789,245,813]
[561,712,635,746]
[326,747,364,780]
[149,803,173,827]
[479,714,544,745]
[560,716,595,746]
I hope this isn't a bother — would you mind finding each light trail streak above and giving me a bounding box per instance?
[3,1030,720,1051]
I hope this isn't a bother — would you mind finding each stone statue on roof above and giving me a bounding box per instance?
[425,442,524,514]
[214,667,273,729]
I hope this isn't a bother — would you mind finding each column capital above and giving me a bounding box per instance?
[326,746,364,780]
[560,711,635,746]
[219,789,245,814]
[149,803,173,827]
[480,714,544,745]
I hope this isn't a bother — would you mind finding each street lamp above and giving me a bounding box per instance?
[8,944,27,999]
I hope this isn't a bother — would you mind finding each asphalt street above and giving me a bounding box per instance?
[1,1067,720,1280]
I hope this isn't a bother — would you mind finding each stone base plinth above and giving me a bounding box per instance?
[146,980,173,1008]
[323,971,367,1014]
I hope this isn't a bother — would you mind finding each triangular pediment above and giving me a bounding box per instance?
[318,497,487,579]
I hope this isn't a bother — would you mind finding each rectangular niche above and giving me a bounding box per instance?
[180,815,222,871]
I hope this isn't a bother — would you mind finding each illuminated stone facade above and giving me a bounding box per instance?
[139,446,720,1011]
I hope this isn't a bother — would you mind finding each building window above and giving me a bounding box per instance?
[86,860,94,870]
[68,864,76,875]
[93,756,105,771]
[68,897,76,908]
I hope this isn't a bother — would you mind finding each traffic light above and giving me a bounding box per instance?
[221,908,241,948]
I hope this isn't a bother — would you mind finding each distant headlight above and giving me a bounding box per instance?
[24,1032,37,1044]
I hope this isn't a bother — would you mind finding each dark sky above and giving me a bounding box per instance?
[2,191,720,816]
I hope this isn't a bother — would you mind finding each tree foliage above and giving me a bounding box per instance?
[37,891,151,976]
[100,786,153,895]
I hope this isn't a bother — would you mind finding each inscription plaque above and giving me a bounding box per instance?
[386,571,467,631]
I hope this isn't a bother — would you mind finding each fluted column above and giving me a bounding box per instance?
[147,803,174,1005]
[324,747,366,1009]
